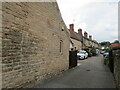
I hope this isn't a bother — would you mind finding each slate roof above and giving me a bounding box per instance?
[74,32,83,42]
[83,36,90,41]
[69,30,81,41]
[69,29,99,44]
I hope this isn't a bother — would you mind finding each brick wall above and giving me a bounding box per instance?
[2,2,70,88]
[113,50,120,90]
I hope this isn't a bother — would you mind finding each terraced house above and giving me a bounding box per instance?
[92,40,99,48]
[83,32,99,49]
[69,24,83,50]
[69,24,99,51]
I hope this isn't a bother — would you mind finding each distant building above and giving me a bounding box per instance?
[69,24,99,50]
[83,32,90,48]
[111,43,120,48]
[92,40,100,49]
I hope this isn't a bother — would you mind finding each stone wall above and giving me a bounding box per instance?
[0,2,2,90]
[83,37,90,48]
[1,2,70,88]
[71,38,82,50]
[113,50,120,90]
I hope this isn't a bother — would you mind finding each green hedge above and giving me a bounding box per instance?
[84,47,96,57]
[112,47,120,50]
[104,56,109,65]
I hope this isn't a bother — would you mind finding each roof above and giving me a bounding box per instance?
[74,32,83,42]
[111,43,120,47]
[69,29,99,44]
[69,30,82,41]
[83,36,90,41]
[92,40,98,44]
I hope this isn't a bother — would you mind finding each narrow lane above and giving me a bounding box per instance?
[35,55,116,88]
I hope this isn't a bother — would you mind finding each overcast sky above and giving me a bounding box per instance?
[56,0,119,43]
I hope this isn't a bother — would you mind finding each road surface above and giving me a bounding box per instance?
[35,55,116,88]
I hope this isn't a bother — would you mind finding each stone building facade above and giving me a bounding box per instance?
[69,24,99,51]
[69,24,83,51]
[1,2,70,88]
[71,38,82,50]
[83,32,99,49]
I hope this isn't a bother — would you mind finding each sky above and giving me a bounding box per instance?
[56,0,119,43]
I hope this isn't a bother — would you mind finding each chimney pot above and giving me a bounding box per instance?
[78,29,82,35]
[89,35,92,40]
[84,32,88,37]
[69,24,74,31]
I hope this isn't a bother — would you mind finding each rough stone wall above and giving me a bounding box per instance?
[113,50,120,90]
[86,39,90,47]
[2,2,70,88]
[0,2,2,90]
[71,38,82,50]
[83,38,89,48]
[94,43,99,48]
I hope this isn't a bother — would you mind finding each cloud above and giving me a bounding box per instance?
[84,2,118,42]
[57,0,118,43]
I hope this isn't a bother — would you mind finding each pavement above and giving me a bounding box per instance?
[35,55,116,88]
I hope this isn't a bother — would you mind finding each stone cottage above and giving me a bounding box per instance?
[1,2,70,88]
[83,31,99,49]
[69,24,99,51]
[83,32,90,48]
[69,24,83,51]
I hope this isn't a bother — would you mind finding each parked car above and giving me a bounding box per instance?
[82,50,88,59]
[100,50,105,54]
[77,51,85,60]
[103,52,109,57]
[96,49,99,55]
[77,50,88,60]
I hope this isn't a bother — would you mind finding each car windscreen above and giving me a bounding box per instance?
[78,51,85,54]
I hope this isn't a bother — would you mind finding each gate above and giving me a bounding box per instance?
[109,50,114,73]
[69,51,77,69]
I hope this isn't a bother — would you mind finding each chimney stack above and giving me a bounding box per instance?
[84,32,88,37]
[78,29,82,35]
[89,35,92,40]
[69,24,74,31]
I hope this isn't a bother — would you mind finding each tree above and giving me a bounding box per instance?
[100,41,111,46]
[113,40,119,43]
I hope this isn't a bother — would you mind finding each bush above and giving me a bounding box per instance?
[91,47,96,56]
[104,48,111,52]
[84,48,92,57]
[88,52,92,57]
[104,55,109,65]
[112,47,120,50]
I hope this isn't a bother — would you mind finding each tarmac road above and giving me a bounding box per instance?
[35,55,116,88]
